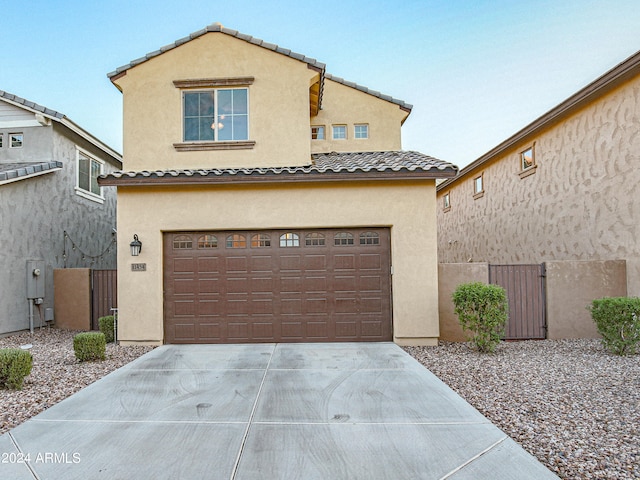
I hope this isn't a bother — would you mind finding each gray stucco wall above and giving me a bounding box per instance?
[0,121,118,334]
[437,75,640,296]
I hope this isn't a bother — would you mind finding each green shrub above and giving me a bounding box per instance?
[98,315,115,343]
[589,297,640,355]
[452,282,508,353]
[73,332,106,362]
[0,348,33,390]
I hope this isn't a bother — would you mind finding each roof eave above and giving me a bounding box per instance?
[98,169,457,187]
[437,48,640,192]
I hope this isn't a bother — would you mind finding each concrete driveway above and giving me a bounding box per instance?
[1,342,557,479]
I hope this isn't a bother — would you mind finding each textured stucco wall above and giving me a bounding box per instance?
[53,268,91,330]
[438,263,489,342]
[0,124,118,334]
[310,79,408,153]
[546,260,627,339]
[115,180,439,346]
[437,76,640,296]
[113,32,317,170]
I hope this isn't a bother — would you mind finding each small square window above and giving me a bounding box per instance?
[10,133,23,148]
[521,146,534,170]
[473,175,483,196]
[311,126,325,140]
[354,124,368,139]
[332,125,347,140]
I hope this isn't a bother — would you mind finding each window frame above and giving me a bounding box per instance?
[9,132,23,148]
[354,124,369,139]
[443,192,451,212]
[519,144,538,179]
[0,133,3,148]
[332,125,347,140]
[311,125,325,140]
[75,147,104,204]
[182,87,249,143]
[473,174,484,199]
[279,233,300,248]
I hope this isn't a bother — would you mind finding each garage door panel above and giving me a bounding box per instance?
[164,228,392,344]
[198,257,220,273]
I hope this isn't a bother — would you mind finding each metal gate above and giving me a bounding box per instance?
[91,270,117,330]
[489,264,546,340]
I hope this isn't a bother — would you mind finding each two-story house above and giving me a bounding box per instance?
[0,90,122,335]
[100,23,457,346]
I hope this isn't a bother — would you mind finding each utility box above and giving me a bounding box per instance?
[26,260,45,299]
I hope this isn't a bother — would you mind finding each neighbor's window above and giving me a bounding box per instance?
[473,175,483,195]
[10,133,23,148]
[354,124,369,139]
[0,133,3,148]
[443,193,451,210]
[521,146,535,170]
[279,233,300,247]
[76,149,103,200]
[332,125,347,140]
[183,89,248,142]
[311,126,325,140]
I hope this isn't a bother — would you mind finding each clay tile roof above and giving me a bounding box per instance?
[98,151,458,186]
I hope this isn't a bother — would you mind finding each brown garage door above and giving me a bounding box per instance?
[163,228,392,344]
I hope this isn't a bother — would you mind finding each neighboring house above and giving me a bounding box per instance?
[437,49,640,298]
[0,90,122,335]
[100,23,457,346]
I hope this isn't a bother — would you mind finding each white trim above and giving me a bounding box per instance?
[75,146,105,203]
[9,133,23,148]
[0,119,42,128]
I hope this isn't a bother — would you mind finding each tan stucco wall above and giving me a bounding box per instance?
[115,180,439,346]
[53,268,91,330]
[438,263,489,342]
[114,32,317,170]
[437,76,640,295]
[546,260,627,339]
[310,79,408,153]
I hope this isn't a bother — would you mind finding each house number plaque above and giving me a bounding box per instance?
[131,263,147,272]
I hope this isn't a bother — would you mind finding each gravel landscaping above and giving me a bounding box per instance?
[1,329,638,479]
[405,339,639,480]
[0,328,154,435]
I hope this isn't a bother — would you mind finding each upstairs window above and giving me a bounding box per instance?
[76,148,103,201]
[443,193,451,211]
[521,146,535,170]
[0,133,3,148]
[311,126,325,140]
[10,133,23,148]
[473,174,484,199]
[354,124,369,139]
[332,125,347,140]
[183,88,248,142]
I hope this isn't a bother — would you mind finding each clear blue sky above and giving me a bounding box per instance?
[2,0,640,168]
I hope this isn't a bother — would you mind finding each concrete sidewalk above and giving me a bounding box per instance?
[1,343,558,479]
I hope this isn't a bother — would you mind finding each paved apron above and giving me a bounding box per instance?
[1,343,558,479]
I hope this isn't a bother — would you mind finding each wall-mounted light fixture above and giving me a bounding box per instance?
[130,234,142,256]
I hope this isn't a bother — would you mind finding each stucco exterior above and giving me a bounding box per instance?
[104,24,456,346]
[0,93,121,334]
[437,53,640,298]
